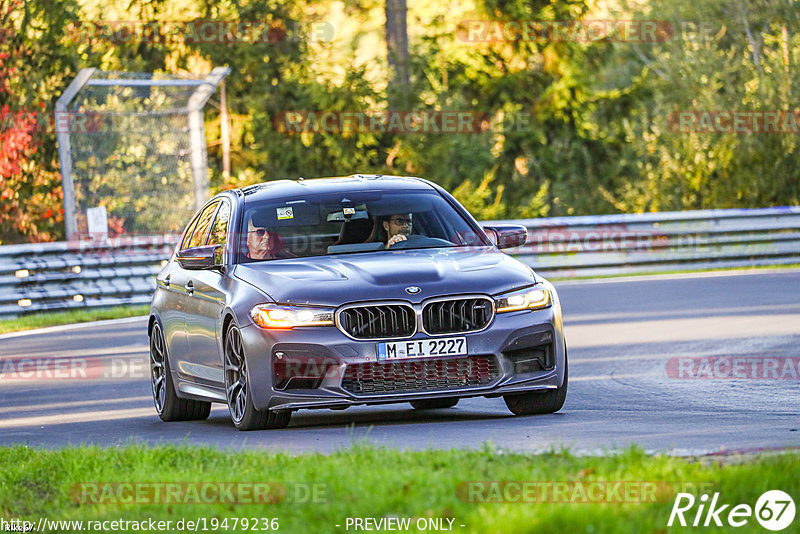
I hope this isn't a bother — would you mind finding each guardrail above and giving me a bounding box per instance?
[499,205,800,278]
[1,206,799,320]
[0,236,177,320]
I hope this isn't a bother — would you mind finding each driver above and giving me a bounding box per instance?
[246,213,293,260]
[383,213,413,248]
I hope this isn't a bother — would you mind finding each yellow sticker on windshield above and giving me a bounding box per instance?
[277,207,294,220]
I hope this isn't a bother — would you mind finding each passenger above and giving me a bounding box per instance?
[382,213,413,248]
[245,213,293,260]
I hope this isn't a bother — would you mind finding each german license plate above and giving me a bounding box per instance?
[377,337,467,361]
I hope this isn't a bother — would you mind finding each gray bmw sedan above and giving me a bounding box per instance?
[149,175,567,430]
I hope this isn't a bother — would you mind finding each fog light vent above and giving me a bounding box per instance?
[504,344,554,373]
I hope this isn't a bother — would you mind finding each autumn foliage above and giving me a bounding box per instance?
[0,0,64,244]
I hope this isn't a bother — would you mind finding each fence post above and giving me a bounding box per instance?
[187,67,231,211]
[56,68,96,241]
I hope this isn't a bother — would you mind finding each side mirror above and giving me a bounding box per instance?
[482,225,527,250]
[482,227,498,246]
[176,245,222,270]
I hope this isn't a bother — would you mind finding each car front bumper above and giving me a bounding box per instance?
[239,305,566,412]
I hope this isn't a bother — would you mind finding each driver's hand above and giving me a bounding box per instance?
[386,234,407,248]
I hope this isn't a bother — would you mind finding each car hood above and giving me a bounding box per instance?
[233,247,537,306]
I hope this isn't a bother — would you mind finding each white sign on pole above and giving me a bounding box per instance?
[86,206,109,241]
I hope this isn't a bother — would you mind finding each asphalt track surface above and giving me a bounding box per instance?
[1,270,799,455]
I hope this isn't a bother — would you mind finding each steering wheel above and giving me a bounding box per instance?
[388,235,451,249]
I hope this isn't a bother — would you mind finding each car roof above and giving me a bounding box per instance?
[235,174,436,203]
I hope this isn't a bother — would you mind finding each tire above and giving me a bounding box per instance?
[150,321,211,421]
[224,326,291,431]
[504,348,568,416]
[410,398,459,410]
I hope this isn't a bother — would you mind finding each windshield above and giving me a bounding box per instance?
[237,190,489,262]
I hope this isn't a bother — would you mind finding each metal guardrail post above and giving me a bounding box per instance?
[187,109,209,212]
[56,68,96,241]
[187,67,231,211]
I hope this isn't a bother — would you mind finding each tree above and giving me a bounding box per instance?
[589,0,800,211]
[0,0,81,243]
[384,0,409,106]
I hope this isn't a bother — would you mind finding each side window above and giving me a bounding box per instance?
[207,202,230,247]
[180,213,202,251]
[208,202,231,264]
[187,202,219,249]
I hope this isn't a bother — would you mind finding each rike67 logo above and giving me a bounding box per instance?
[668,490,795,531]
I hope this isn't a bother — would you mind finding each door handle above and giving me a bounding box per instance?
[185,281,194,294]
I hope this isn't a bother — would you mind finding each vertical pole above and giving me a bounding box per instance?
[56,68,96,240]
[188,108,209,211]
[220,81,231,182]
[187,67,230,211]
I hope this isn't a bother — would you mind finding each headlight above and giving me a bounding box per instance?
[250,304,335,329]
[494,286,551,313]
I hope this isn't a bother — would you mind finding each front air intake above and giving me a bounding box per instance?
[422,297,493,335]
[338,304,416,340]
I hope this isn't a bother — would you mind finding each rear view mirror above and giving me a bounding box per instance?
[176,245,222,270]
[482,225,527,250]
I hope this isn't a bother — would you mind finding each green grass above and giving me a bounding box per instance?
[0,305,150,334]
[0,445,797,533]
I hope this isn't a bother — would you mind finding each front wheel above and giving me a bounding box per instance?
[150,321,211,421]
[224,326,291,431]
[504,350,568,416]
